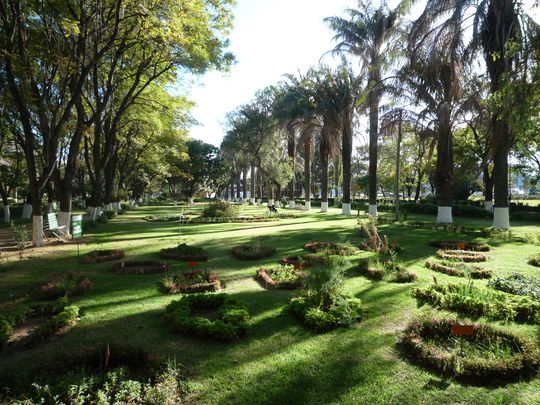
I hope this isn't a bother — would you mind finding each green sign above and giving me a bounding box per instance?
[72,214,83,239]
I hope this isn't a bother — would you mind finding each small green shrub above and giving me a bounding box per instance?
[413,282,540,323]
[392,269,417,283]
[31,305,79,343]
[103,210,117,220]
[528,255,540,267]
[164,293,250,341]
[161,243,209,261]
[202,201,240,218]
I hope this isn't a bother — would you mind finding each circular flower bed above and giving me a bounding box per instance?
[111,261,170,275]
[160,243,209,261]
[429,240,490,252]
[0,346,188,404]
[160,270,221,294]
[231,244,276,260]
[436,249,488,263]
[392,269,417,283]
[38,272,92,300]
[528,255,540,267]
[303,242,356,256]
[398,318,540,384]
[164,293,250,341]
[280,254,326,269]
[82,249,125,264]
[425,261,493,279]
[256,264,304,289]
[143,214,185,222]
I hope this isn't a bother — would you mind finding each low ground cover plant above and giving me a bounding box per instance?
[111,261,170,275]
[160,270,221,294]
[82,249,125,264]
[256,264,305,289]
[164,293,250,341]
[429,240,490,251]
[287,258,362,332]
[303,242,356,256]
[38,272,92,300]
[398,318,540,384]
[488,273,540,301]
[413,282,540,323]
[161,243,209,261]
[425,261,493,279]
[232,239,275,260]
[436,249,488,263]
[143,213,185,222]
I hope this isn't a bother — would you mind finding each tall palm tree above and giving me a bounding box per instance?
[326,1,401,216]
[410,0,538,228]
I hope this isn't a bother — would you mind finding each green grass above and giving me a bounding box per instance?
[1,204,539,404]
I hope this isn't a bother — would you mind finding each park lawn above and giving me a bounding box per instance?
[1,204,539,404]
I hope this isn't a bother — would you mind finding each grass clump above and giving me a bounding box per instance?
[287,257,362,332]
[164,293,250,341]
[488,273,540,301]
[256,264,304,289]
[413,282,540,323]
[398,318,540,384]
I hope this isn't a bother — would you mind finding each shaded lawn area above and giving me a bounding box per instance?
[0,204,539,404]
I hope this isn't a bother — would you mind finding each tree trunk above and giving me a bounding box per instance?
[483,164,494,212]
[320,142,329,213]
[492,120,510,229]
[250,165,256,203]
[287,127,296,207]
[304,137,312,211]
[435,103,453,223]
[368,73,380,216]
[342,120,353,215]
[395,115,402,220]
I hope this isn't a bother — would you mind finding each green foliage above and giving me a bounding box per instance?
[161,243,209,261]
[165,293,250,341]
[102,210,117,220]
[529,255,540,267]
[39,272,92,301]
[231,239,276,260]
[202,201,240,218]
[10,221,29,260]
[31,305,79,343]
[413,282,540,323]
[488,273,540,301]
[160,270,220,294]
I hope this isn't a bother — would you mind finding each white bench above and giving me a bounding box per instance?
[43,213,67,238]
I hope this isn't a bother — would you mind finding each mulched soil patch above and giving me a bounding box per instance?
[82,249,125,264]
[160,270,221,294]
[429,240,490,252]
[111,261,170,275]
[232,245,276,260]
[303,242,356,256]
[436,249,488,263]
[280,254,326,269]
[398,318,540,385]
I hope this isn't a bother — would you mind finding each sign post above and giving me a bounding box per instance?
[72,214,83,265]
[451,323,475,356]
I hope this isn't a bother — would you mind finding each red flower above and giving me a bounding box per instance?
[187,261,199,268]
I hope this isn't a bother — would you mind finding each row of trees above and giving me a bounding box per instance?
[0,0,235,246]
[220,0,540,229]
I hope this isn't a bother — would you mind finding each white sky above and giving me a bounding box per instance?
[183,0,540,148]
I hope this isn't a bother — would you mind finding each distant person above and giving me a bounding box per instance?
[269,205,278,213]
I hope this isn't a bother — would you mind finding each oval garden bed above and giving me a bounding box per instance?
[398,318,540,384]
[161,243,209,261]
[38,272,93,300]
[303,242,356,256]
[425,260,493,279]
[111,261,170,275]
[0,345,188,404]
[429,240,490,252]
[82,249,125,264]
[164,293,250,341]
[232,244,275,260]
[160,270,221,294]
[281,254,326,269]
[436,249,488,263]
[256,264,305,289]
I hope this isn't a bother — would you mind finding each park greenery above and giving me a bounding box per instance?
[1,0,540,404]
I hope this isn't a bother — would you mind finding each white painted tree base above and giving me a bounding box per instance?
[3,205,10,222]
[368,204,377,216]
[493,207,510,229]
[484,201,494,212]
[33,215,44,247]
[58,211,71,236]
[276,201,281,208]
[342,203,351,215]
[268,199,274,206]
[320,202,328,212]
[304,201,311,211]
[437,206,453,223]
[87,206,102,221]
[288,200,295,209]
[22,203,32,219]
